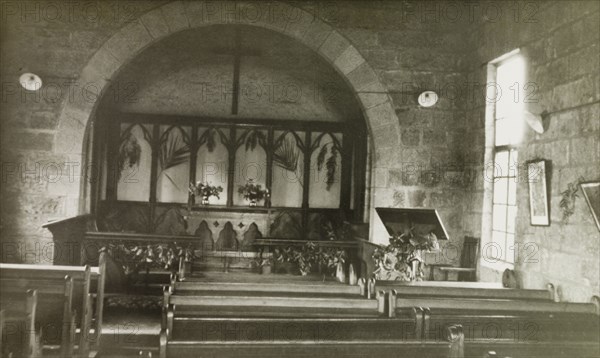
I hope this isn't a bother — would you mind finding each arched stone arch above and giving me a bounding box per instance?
[57,1,399,216]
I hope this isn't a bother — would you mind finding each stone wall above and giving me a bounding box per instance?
[325,1,472,254]
[1,1,471,265]
[462,0,600,302]
[1,1,597,299]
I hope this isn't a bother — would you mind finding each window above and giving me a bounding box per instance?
[485,51,525,265]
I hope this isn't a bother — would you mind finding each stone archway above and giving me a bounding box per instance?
[55,1,399,219]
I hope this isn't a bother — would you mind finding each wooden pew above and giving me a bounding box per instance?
[394,296,599,315]
[392,293,600,358]
[163,288,384,317]
[159,320,465,358]
[0,290,39,358]
[0,253,107,355]
[375,281,557,302]
[0,275,76,356]
[169,279,364,296]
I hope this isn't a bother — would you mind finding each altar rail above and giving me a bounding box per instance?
[42,215,363,267]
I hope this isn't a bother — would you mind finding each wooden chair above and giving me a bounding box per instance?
[430,236,479,281]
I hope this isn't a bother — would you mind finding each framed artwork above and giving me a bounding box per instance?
[580,181,600,232]
[527,159,550,226]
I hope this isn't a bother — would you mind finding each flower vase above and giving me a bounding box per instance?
[336,262,346,283]
[201,195,210,205]
[411,260,419,281]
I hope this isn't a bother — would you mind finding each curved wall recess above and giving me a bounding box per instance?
[57,1,399,239]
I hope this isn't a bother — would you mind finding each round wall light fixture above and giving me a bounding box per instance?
[19,73,42,91]
[417,91,438,107]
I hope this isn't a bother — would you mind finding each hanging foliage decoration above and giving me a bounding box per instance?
[244,130,267,151]
[158,128,190,188]
[118,132,142,170]
[273,137,300,173]
[316,143,339,191]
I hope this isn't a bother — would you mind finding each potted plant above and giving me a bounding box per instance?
[104,242,196,291]
[321,247,347,282]
[238,180,266,207]
[189,181,223,205]
[277,242,319,276]
[372,227,439,281]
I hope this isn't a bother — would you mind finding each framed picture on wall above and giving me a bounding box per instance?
[527,159,550,226]
[580,181,600,232]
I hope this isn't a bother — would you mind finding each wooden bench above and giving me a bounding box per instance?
[0,290,40,358]
[0,275,76,357]
[421,310,600,342]
[169,278,365,297]
[374,281,557,302]
[392,295,600,316]
[164,292,381,319]
[390,292,600,358]
[0,253,107,355]
[159,321,464,358]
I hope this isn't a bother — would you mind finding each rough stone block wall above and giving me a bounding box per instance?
[320,1,473,257]
[0,1,167,263]
[463,0,599,302]
[1,1,597,301]
[1,1,472,264]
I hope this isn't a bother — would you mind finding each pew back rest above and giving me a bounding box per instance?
[397,297,599,315]
[0,254,107,351]
[0,290,39,358]
[387,285,553,301]
[421,310,600,342]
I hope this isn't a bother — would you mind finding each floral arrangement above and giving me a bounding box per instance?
[238,181,267,204]
[104,242,195,277]
[275,242,347,276]
[189,181,223,204]
[372,227,439,281]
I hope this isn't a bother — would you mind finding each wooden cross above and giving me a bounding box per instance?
[212,27,261,115]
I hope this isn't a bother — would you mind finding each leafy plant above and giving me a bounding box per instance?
[559,176,585,224]
[198,127,218,152]
[275,242,348,276]
[316,142,339,191]
[104,242,196,277]
[244,130,267,151]
[320,247,347,273]
[198,127,229,152]
[372,227,439,281]
[118,132,142,171]
[158,129,190,188]
[273,137,300,173]
[238,180,266,202]
[189,181,224,199]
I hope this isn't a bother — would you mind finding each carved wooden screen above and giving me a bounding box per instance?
[96,113,366,240]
